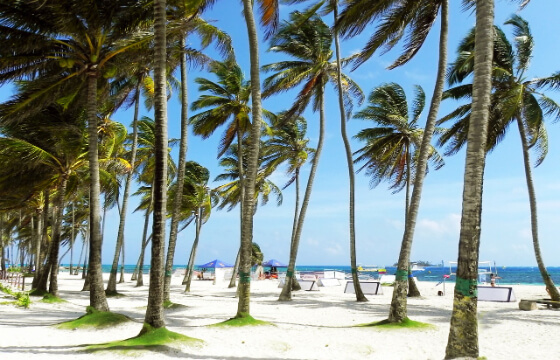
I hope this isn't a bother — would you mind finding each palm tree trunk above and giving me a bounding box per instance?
[184,207,203,292]
[143,0,168,331]
[333,5,367,302]
[405,151,421,297]
[137,197,153,287]
[288,170,301,291]
[280,86,326,301]
[445,0,493,357]
[388,0,448,322]
[33,190,49,290]
[119,241,125,283]
[86,71,110,312]
[516,116,560,302]
[236,0,263,317]
[107,81,141,294]
[229,127,246,289]
[164,36,190,302]
[69,204,74,276]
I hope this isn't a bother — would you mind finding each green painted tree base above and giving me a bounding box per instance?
[209,313,272,327]
[163,300,187,310]
[42,293,66,303]
[356,317,434,330]
[104,290,124,298]
[86,323,203,353]
[29,289,49,297]
[56,307,133,329]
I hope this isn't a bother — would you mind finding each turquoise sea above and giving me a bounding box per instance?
[96,264,560,286]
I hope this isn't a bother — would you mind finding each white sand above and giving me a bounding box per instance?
[1,272,559,360]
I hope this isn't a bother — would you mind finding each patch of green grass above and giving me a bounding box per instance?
[209,313,272,327]
[87,323,203,352]
[56,307,132,330]
[42,293,66,303]
[356,317,435,330]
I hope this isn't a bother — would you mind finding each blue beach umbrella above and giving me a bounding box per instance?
[262,259,287,267]
[198,259,233,268]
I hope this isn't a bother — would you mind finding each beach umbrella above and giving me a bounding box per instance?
[198,259,233,268]
[262,259,287,267]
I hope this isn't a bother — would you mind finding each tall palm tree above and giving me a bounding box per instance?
[234,0,279,318]
[262,10,363,301]
[263,114,314,281]
[438,15,560,303]
[336,0,449,322]
[163,0,234,303]
[143,0,168,332]
[0,0,152,312]
[281,0,368,301]
[444,0,494,357]
[189,58,252,288]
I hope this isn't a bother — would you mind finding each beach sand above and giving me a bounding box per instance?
[0,272,558,360]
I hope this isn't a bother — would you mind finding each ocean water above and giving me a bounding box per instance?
[94,264,560,286]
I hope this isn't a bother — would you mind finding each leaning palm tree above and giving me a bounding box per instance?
[262,10,363,301]
[336,0,449,322]
[353,83,443,297]
[163,0,234,303]
[262,113,314,285]
[444,0,495,357]
[0,0,152,312]
[438,15,560,303]
[283,0,367,303]
[189,58,252,288]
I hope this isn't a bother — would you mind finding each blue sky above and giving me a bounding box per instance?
[3,1,560,267]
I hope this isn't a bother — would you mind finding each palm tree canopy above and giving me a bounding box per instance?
[353,83,443,192]
[438,15,560,166]
[336,0,443,69]
[262,10,364,119]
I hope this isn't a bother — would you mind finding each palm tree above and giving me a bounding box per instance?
[336,0,449,322]
[354,83,443,296]
[0,104,89,296]
[262,113,314,290]
[438,15,560,304]
[189,58,252,288]
[262,10,363,301]
[0,0,153,312]
[163,0,234,303]
[143,0,168,332]
[444,0,495,357]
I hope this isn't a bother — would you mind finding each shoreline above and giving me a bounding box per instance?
[1,272,559,359]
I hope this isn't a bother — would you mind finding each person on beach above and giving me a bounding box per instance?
[490,273,501,287]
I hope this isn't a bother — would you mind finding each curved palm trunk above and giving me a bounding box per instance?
[164,37,190,302]
[445,0,493,357]
[137,195,153,287]
[32,206,44,287]
[280,87,326,301]
[47,177,68,297]
[516,116,560,302]
[405,151,421,297]
[287,170,301,291]
[69,204,74,276]
[33,190,49,290]
[388,0,448,322]
[119,242,125,283]
[184,208,203,292]
[107,80,141,294]
[86,72,110,312]
[236,0,262,317]
[143,0,168,331]
[229,127,246,289]
[333,5,367,302]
